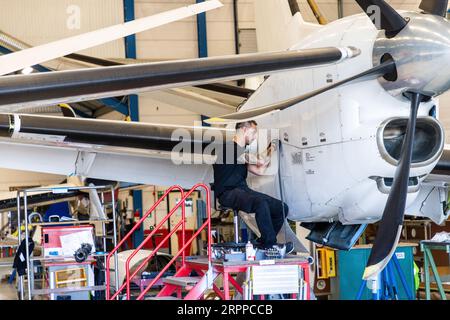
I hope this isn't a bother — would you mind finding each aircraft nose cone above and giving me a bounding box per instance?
[373,12,450,98]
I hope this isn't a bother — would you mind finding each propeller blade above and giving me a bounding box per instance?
[288,0,301,15]
[0,0,222,76]
[419,0,449,17]
[205,59,395,124]
[355,0,408,37]
[58,104,76,118]
[0,47,359,109]
[363,91,427,280]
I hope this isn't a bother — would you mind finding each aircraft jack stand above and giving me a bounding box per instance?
[356,255,414,300]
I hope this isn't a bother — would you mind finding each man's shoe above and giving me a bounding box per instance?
[264,242,294,259]
[251,238,264,248]
[284,242,294,255]
[264,246,280,259]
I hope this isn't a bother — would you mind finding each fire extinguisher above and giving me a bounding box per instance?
[134,209,141,224]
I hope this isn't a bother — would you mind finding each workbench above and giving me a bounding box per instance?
[183,255,311,300]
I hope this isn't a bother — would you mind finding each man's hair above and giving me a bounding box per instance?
[235,120,257,130]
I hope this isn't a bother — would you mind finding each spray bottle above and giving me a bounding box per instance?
[246,241,255,261]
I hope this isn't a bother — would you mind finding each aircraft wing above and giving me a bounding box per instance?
[0,114,220,187]
[0,137,212,189]
[2,113,448,192]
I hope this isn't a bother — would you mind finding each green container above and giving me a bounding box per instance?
[337,245,416,300]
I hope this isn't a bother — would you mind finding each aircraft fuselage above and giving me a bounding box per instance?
[244,12,450,225]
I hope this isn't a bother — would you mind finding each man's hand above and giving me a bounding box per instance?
[248,141,277,176]
[255,157,270,168]
[266,142,277,157]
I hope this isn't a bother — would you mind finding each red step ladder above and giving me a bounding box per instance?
[106,183,213,300]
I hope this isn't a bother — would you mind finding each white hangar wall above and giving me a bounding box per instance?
[0,0,125,58]
[135,0,245,59]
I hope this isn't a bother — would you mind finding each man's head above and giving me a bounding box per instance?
[235,120,258,146]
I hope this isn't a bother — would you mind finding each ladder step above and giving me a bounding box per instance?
[98,235,114,239]
[163,276,202,287]
[146,296,182,300]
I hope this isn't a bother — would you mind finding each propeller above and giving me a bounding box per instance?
[419,0,449,17]
[357,0,448,280]
[355,0,408,37]
[363,91,428,280]
[205,59,396,124]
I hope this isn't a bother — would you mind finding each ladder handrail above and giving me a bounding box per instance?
[106,183,211,300]
[129,183,211,300]
[108,219,184,300]
[123,219,184,300]
[105,185,184,300]
[137,219,210,300]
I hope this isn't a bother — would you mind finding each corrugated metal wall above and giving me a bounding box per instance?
[0,0,125,58]
[134,0,255,60]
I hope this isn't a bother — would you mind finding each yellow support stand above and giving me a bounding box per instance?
[306,0,328,25]
[317,247,336,279]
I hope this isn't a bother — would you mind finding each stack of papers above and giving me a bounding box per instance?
[59,231,95,256]
[431,232,450,243]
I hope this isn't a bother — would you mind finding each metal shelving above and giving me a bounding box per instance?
[30,253,108,262]
[16,184,120,300]
[32,285,107,295]
[29,219,113,227]
[0,257,14,268]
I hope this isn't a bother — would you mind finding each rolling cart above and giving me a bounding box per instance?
[16,185,120,300]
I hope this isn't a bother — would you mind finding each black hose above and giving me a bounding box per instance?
[288,0,301,15]
[277,140,288,244]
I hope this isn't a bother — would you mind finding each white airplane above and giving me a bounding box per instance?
[0,0,449,281]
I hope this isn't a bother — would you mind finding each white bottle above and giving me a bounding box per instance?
[246,241,255,261]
